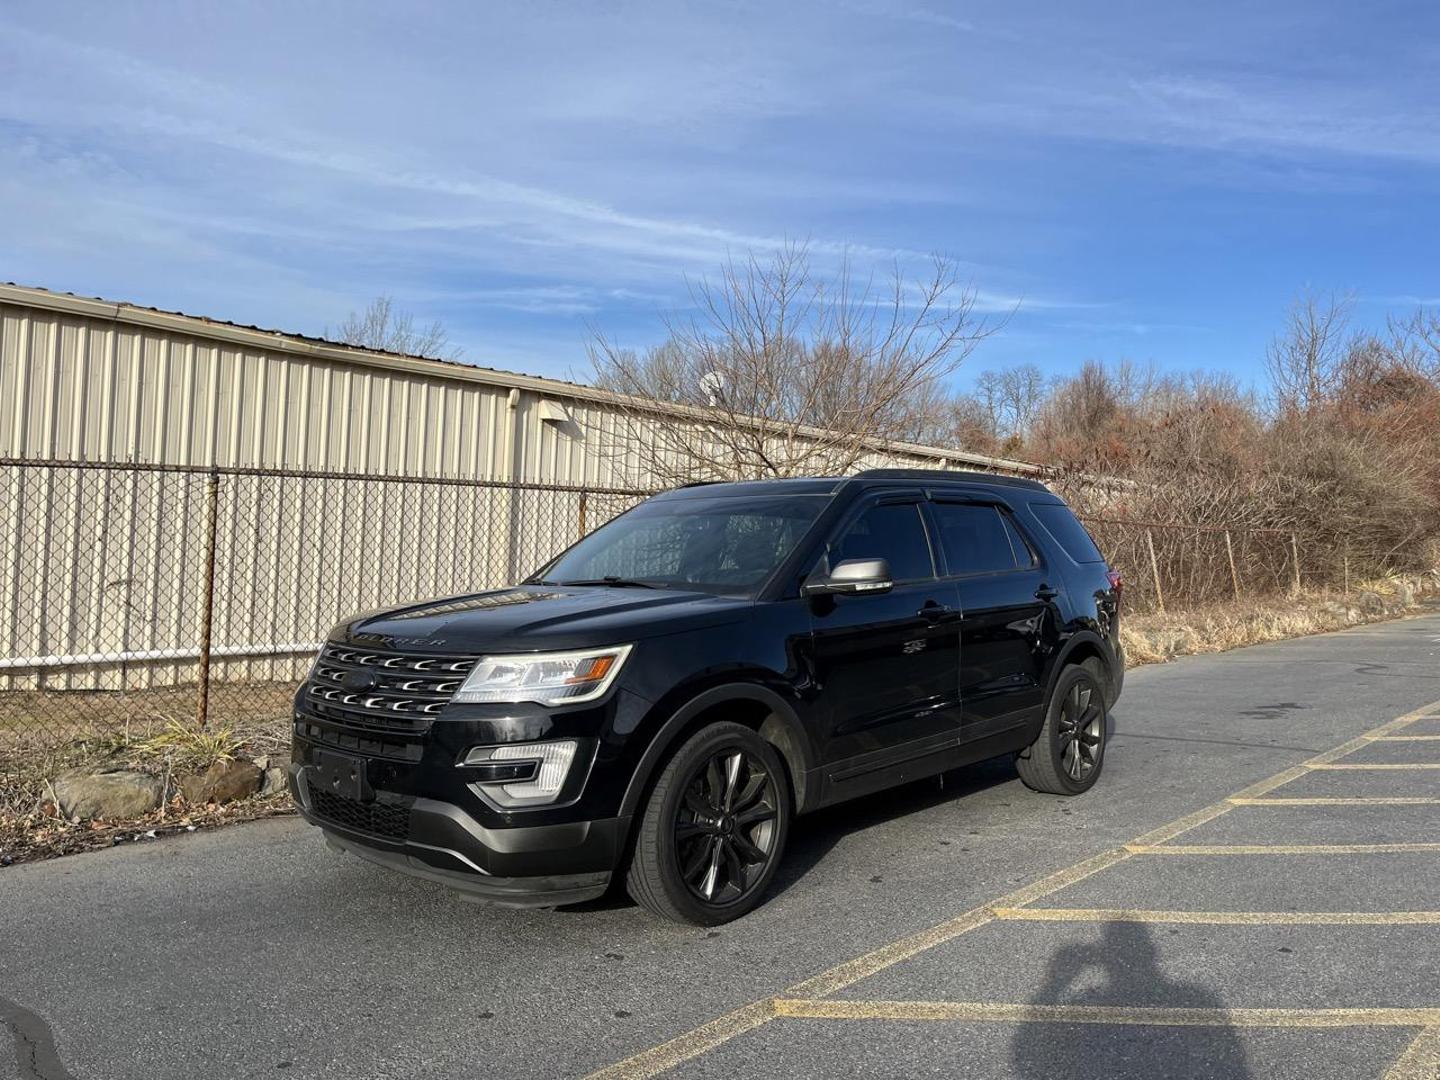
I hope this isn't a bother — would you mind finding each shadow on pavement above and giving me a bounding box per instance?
[1012,921,1253,1079]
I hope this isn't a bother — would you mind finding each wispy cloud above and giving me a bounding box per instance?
[2,1,1437,382]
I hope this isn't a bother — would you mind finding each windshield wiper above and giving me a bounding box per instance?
[557,576,660,589]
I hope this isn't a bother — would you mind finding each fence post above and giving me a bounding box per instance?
[1145,528,1165,614]
[195,470,220,730]
[1223,529,1240,600]
[577,490,588,541]
[1289,532,1302,596]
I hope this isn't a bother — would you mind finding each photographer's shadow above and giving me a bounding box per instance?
[1012,921,1253,1080]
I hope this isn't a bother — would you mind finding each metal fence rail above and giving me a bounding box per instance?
[1,458,1320,759]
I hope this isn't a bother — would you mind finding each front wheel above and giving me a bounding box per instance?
[1016,664,1107,795]
[625,722,791,925]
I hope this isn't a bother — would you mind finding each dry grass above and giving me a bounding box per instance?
[0,706,295,865]
[1121,572,1440,666]
[0,707,290,818]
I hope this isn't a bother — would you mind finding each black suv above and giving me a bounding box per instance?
[289,469,1123,924]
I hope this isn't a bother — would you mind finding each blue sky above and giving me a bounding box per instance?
[3,1,1438,390]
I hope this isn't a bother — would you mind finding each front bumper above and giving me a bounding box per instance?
[290,764,625,907]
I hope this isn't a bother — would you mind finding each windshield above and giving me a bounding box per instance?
[535,494,827,596]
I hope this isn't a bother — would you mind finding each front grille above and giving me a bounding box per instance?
[309,788,411,840]
[304,643,478,730]
[295,721,424,762]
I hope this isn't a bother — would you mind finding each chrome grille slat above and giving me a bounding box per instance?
[299,643,479,731]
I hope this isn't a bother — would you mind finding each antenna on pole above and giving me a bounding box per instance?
[699,371,727,408]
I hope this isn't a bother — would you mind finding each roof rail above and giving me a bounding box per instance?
[851,468,1051,492]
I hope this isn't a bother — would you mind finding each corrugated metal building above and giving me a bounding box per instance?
[0,282,1039,694]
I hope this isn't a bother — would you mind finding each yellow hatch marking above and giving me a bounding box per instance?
[583,696,1440,1079]
[1126,842,1440,855]
[1308,763,1440,770]
[1387,1026,1440,1080]
[992,907,1440,925]
[1228,797,1440,805]
[772,998,1440,1028]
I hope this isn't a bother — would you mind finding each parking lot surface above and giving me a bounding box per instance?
[3,614,1440,1080]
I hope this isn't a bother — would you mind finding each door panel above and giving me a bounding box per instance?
[803,497,962,772]
[953,571,1049,735]
[807,581,963,766]
[928,500,1053,738]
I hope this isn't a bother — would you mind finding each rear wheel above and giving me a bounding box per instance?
[625,721,791,925]
[1016,663,1107,795]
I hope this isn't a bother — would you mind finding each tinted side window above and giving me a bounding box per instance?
[832,503,934,581]
[1002,513,1039,567]
[932,503,1018,574]
[1031,502,1104,564]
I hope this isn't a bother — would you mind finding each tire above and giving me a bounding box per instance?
[1016,663,1107,795]
[625,721,791,925]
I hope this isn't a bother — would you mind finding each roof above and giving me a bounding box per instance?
[0,280,1047,477]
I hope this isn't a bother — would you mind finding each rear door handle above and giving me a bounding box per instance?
[1034,584,1059,601]
[919,601,954,622]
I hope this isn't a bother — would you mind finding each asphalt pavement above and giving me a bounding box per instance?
[3,613,1440,1080]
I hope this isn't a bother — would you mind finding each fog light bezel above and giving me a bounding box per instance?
[462,739,581,808]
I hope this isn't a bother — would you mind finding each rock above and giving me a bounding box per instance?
[54,770,164,821]
[1396,581,1416,607]
[1356,590,1386,615]
[260,766,289,797]
[179,759,262,805]
[252,755,271,771]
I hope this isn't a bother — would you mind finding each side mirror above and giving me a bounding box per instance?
[804,557,894,597]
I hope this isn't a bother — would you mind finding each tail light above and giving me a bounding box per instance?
[1106,569,1123,593]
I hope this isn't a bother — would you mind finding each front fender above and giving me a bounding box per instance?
[616,681,818,821]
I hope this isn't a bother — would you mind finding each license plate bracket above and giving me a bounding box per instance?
[310,749,372,802]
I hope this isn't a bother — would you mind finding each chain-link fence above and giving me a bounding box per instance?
[1080,516,1302,614]
[1,459,650,761]
[1,459,1324,765]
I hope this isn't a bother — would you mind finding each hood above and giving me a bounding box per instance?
[334,584,748,654]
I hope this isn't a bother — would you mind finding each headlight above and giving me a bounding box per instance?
[463,740,579,806]
[451,644,633,705]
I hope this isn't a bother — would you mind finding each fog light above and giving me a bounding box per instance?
[463,740,578,807]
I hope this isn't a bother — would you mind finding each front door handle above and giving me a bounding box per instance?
[919,601,954,622]
[1034,583,1059,602]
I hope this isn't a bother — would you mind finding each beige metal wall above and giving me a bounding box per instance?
[0,284,1039,694]
[0,285,1038,486]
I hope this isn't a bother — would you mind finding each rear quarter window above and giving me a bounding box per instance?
[1030,502,1105,564]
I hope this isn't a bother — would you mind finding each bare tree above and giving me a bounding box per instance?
[1265,290,1354,414]
[589,245,997,484]
[329,296,461,360]
[973,363,1047,442]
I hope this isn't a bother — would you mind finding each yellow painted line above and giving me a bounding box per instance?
[1229,796,1440,805]
[773,998,1440,1029]
[993,907,1440,925]
[1388,1026,1440,1080]
[582,1000,778,1080]
[784,846,1130,999]
[1371,735,1440,741]
[1126,842,1440,855]
[1309,762,1440,770]
[583,695,1440,1080]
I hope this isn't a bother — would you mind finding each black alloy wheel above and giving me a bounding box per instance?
[674,747,780,905]
[1057,677,1104,783]
[1016,663,1108,795]
[626,721,792,924]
